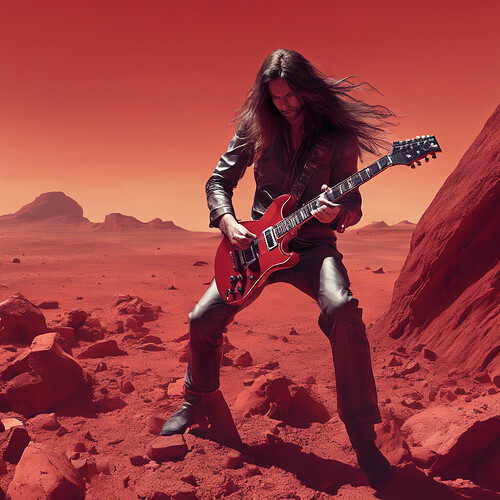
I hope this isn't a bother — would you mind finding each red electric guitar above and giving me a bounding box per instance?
[215,135,441,305]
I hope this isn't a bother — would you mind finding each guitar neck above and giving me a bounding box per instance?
[273,153,394,238]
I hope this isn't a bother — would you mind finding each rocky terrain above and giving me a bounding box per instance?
[0,107,499,499]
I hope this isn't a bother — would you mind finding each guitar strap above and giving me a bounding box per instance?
[290,133,332,208]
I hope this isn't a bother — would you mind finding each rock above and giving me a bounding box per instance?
[125,316,144,332]
[142,334,162,344]
[105,320,124,334]
[12,258,20,263]
[73,442,86,453]
[129,455,149,466]
[400,401,500,480]
[0,333,85,417]
[261,361,279,370]
[77,339,125,358]
[120,380,135,393]
[474,370,492,384]
[400,360,420,377]
[289,327,299,335]
[373,267,385,274]
[48,327,76,350]
[146,435,188,461]
[146,416,164,435]
[0,427,31,463]
[1,418,23,431]
[193,261,208,266]
[388,355,403,367]
[38,301,59,309]
[375,420,412,465]
[114,295,161,322]
[63,309,88,329]
[233,350,253,367]
[423,348,438,361]
[95,361,108,372]
[95,458,111,475]
[0,293,47,343]
[140,343,165,351]
[29,413,59,430]
[372,106,500,374]
[439,389,457,402]
[222,451,244,469]
[7,442,85,500]
[234,372,329,425]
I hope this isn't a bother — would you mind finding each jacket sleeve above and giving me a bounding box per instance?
[205,134,253,228]
[329,132,362,233]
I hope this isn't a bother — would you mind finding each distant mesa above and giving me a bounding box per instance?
[0,191,186,231]
[0,192,88,225]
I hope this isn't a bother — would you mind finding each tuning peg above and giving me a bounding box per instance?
[425,156,430,162]
[431,153,436,159]
[416,161,422,166]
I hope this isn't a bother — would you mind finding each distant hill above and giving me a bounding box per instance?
[0,191,186,231]
[355,220,416,231]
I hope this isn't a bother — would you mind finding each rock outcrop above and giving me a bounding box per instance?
[373,104,500,373]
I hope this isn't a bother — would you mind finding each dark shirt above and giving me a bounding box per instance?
[205,126,362,245]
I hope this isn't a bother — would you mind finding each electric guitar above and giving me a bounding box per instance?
[214,135,441,305]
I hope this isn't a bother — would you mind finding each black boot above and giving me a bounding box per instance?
[354,440,393,484]
[161,388,206,436]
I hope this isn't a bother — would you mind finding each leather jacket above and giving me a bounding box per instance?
[205,126,362,244]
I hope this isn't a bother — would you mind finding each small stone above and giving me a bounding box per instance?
[388,356,403,367]
[305,376,317,385]
[96,458,111,475]
[222,451,244,469]
[282,336,289,343]
[130,455,149,466]
[423,348,437,361]
[146,416,164,435]
[400,360,420,376]
[140,343,165,351]
[83,431,96,441]
[244,465,263,478]
[38,300,59,309]
[487,387,498,395]
[146,435,188,461]
[474,370,492,384]
[95,361,108,372]
[88,446,98,455]
[261,361,279,370]
[401,399,424,410]
[193,261,208,266]
[73,442,86,452]
[1,418,24,431]
[373,267,384,274]
[439,389,457,402]
[234,351,253,367]
[142,334,163,344]
[289,327,299,335]
[12,258,21,263]
[29,413,59,431]
[57,427,68,437]
[181,474,198,486]
[453,387,466,395]
[412,343,425,352]
[120,380,135,393]
[1,427,31,463]
[429,389,438,402]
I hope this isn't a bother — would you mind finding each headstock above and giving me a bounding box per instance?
[391,135,441,168]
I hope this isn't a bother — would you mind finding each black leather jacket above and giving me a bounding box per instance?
[206,127,362,244]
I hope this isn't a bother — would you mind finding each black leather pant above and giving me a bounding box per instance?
[184,243,381,447]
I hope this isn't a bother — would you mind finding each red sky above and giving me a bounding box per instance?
[1,0,499,231]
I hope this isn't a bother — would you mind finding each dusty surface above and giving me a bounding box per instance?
[0,223,498,499]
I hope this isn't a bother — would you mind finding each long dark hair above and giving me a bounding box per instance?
[236,48,396,159]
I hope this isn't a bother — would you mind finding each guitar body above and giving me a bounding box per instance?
[215,194,299,305]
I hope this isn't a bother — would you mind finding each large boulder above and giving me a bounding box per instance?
[0,333,85,417]
[400,395,500,483]
[234,373,330,426]
[0,293,47,343]
[373,105,500,373]
[7,442,85,500]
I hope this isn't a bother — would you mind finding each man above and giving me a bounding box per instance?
[162,49,394,484]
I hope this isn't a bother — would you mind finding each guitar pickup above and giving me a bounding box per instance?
[263,227,277,250]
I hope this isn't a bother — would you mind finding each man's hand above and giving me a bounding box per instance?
[311,184,342,224]
[219,214,257,250]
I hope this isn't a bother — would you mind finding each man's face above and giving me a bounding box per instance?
[268,78,303,125]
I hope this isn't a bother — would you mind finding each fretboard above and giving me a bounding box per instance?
[274,154,393,238]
